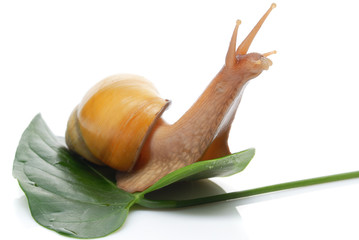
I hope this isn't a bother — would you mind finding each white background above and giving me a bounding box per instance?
[1,0,359,239]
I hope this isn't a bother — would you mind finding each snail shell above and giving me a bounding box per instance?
[65,74,170,171]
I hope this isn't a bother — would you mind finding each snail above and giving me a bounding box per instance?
[65,3,276,193]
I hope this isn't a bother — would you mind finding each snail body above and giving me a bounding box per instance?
[66,4,276,193]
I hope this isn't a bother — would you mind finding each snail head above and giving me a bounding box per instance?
[225,3,276,80]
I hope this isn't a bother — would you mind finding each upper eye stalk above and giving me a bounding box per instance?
[226,3,276,68]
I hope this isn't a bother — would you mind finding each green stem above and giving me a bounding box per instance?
[137,170,359,209]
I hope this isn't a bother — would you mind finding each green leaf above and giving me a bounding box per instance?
[13,114,135,238]
[141,148,254,195]
[14,114,359,238]
[13,114,254,238]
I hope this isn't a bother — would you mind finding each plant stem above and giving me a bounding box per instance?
[137,170,359,209]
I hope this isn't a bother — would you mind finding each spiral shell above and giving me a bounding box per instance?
[65,74,170,171]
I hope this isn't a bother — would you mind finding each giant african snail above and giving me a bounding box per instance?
[66,3,276,193]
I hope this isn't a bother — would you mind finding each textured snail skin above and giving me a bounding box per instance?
[116,53,273,192]
[66,4,276,193]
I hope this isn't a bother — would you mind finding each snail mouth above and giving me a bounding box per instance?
[255,50,276,70]
[255,56,273,70]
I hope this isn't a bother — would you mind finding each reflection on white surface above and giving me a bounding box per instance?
[12,177,359,239]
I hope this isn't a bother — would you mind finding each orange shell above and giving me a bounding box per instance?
[75,74,169,171]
